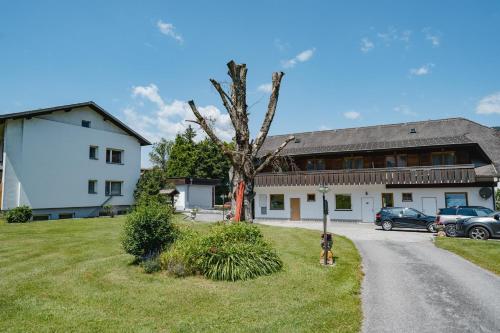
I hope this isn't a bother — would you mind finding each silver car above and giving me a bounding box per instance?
[435,206,494,236]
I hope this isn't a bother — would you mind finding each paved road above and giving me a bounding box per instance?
[256,221,500,333]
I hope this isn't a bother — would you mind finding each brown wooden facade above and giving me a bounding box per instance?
[264,145,487,173]
[255,165,477,187]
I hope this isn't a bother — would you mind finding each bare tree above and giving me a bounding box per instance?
[188,60,294,221]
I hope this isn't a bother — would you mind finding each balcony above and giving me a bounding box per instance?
[255,164,477,187]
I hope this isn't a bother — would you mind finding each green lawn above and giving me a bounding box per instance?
[0,216,362,333]
[435,237,500,275]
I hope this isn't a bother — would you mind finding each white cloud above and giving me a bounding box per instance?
[125,84,234,143]
[394,105,417,117]
[274,38,289,51]
[360,38,374,53]
[409,63,434,76]
[423,27,441,47]
[343,111,361,120]
[282,48,315,68]
[257,83,273,93]
[157,20,183,43]
[476,92,500,115]
[377,27,412,46]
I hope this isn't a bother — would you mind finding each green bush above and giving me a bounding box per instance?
[141,257,161,274]
[6,206,32,223]
[198,223,283,281]
[160,228,203,277]
[121,202,177,259]
[161,222,283,281]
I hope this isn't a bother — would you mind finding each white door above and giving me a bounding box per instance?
[361,197,375,223]
[422,197,437,216]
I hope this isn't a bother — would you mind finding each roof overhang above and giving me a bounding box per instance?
[0,101,151,146]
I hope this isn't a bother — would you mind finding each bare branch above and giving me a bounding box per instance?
[253,135,294,175]
[187,100,234,160]
[252,71,285,154]
[210,79,238,129]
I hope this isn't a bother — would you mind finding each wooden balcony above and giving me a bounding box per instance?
[254,165,477,187]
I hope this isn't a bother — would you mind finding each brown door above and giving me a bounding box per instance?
[290,198,301,221]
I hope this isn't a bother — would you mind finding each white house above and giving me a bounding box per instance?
[0,102,151,219]
[254,118,499,222]
[167,177,220,211]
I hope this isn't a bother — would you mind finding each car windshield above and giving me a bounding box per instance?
[477,208,494,216]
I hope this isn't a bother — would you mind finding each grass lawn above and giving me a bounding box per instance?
[435,237,500,275]
[0,215,362,333]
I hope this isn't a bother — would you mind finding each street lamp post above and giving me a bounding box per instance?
[318,183,330,265]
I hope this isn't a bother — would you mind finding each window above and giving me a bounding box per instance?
[106,149,123,164]
[445,192,467,207]
[307,193,316,202]
[105,181,122,196]
[432,152,455,166]
[88,180,97,194]
[438,208,457,215]
[403,208,421,217]
[306,160,314,171]
[82,120,91,128]
[270,194,285,210]
[397,155,407,167]
[382,193,394,207]
[33,215,50,221]
[89,146,98,160]
[385,156,396,168]
[306,159,326,171]
[402,193,413,202]
[316,159,325,170]
[335,194,352,210]
[58,213,74,219]
[457,208,476,216]
[344,157,363,169]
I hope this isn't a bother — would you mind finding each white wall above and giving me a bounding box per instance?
[2,108,142,211]
[174,184,214,211]
[175,184,187,211]
[254,185,495,222]
[187,185,214,209]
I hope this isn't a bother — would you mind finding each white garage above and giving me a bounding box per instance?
[166,178,220,211]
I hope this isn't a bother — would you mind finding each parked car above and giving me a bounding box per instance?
[375,207,436,232]
[435,206,494,237]
[455,212,500,240]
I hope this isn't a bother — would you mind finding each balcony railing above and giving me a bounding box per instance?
[255,164,477,187]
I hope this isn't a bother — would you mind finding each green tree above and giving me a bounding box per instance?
[166,131,198,178]
[149,138,173,172]
[165,127,232,201]
[134,168,170,204]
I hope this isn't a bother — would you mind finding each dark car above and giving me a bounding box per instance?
[375,207,436,232]
[435,206,494,237]
[455,212,500,240]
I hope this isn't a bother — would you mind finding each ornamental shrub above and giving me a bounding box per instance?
[197,223,283,281]
[161,222,283,281]
[160,228,203,277]
[121,201,177,259]
[6,206,32,223]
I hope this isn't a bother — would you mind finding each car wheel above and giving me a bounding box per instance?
[469,226,490,240]
[445,224,457,237]
[427,223,436,233]
[382,220,393,231]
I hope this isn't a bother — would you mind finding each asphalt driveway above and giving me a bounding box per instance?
[256,221,500,333]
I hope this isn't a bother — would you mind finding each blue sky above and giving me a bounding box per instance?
[1,1,500,166]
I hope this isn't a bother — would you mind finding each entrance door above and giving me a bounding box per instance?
[422,197,437,216]
[290,198,301,221]
[361,197,374,223]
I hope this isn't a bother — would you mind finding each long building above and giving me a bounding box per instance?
[254,118,499,222]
